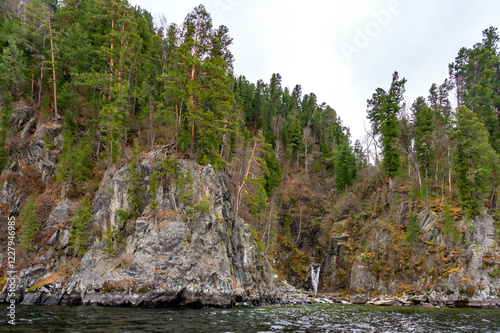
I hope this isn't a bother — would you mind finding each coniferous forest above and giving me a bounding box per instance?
[0,0,500,306]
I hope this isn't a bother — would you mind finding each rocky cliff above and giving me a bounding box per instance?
[0,103,278,307]
[1,103,499,309]
[320,174,500,308]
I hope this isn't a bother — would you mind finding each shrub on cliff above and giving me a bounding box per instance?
[19,195,40,252]
[69,198,92,256]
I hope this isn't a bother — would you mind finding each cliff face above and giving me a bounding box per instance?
[321,175,500,308]
[0,104,277,307]
[1,103,499,309]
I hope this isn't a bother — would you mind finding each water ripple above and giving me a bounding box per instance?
[1,303,500,332]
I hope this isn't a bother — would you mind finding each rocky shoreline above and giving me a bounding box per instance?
[283,292,500,310]
[3,279,499,310]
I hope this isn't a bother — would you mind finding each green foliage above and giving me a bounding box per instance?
[405,211,419,246]
[412,96,435,179]
[99,84,128,163]
[334,139,357,192]
[149,171,160,210]
[282,216,291,239]
[69,198,92,256]
[283,116,303,159]
[173,170,194,212]
[195,195,210,214]
[450,27,500,153]
[56,127,94,191]
[116,209,132,224]
[451,106,499,218]
[490,267,500,277]
[0,95,13,171]
[496,223,500,245]
[263,145,282,195]
[0,38,25,96]
[149,158,177,209]
[103,225,118,256]
[19,195,40,252]
[244,183,269,226]
[170,5,240,168]
[353,139,367,170]
[367,72,407,178]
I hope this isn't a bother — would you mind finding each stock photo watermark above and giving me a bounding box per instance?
[340,0,401,64]
[6,215,17,326]
[213,0,244,20]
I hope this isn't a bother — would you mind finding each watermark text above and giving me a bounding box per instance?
[340,0,401,63]
[6,215,16,326]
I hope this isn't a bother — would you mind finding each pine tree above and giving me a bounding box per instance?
[334,139,357,192]
[367,71,406,184]
[411,96,434,184]
[0,95,13,171]
[0,38,25,96]
[99,83,127,162]
[353,139,367,170]
[69,197,92,256]
[24,0,50,106]
[19,195,41,252]
[449,27,500,154]
[57,127,94,191]
[451,106,499,218]
[176,5,239,168]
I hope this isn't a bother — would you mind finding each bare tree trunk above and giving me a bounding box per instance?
[48,16,58,119]
[235,139,257,215]
[38,36,46,107]
[295,205,302,245]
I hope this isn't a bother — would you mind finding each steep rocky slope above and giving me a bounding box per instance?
[0,103,278,307]
[1,103,499,309]
[318,172,500,308]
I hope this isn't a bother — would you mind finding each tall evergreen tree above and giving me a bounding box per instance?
[0,38,25,96]
[176,5,238,168]
[69,197,93,256]
[0,95,13,171]
[367,71,407,183]
[19,195,41,252]
[334,138,357,192]
[411,96,434,183]
[449,27,500,154]
[451,106,499,218]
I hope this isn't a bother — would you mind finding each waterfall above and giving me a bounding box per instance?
[310,264,320,294]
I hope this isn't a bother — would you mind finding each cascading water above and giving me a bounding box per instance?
[310,264,320,294]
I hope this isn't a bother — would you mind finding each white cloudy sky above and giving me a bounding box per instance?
[128,0,500,141]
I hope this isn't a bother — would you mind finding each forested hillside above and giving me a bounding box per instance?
[0,0,499,303]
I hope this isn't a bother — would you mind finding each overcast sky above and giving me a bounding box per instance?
[128,0,500,141]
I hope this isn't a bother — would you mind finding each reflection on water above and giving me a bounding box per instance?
[1,303,500,332]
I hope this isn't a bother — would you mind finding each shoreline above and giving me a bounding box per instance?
[3,286,499,310]
[282,292,500,310]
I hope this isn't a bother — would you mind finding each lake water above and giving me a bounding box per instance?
[1,303,500,332]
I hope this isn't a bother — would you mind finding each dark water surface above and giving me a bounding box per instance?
[1,303,500,332]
